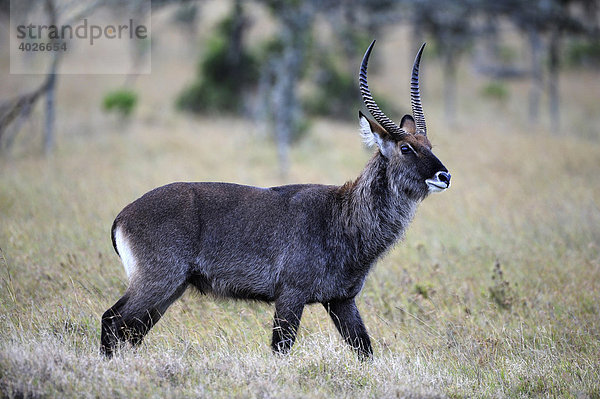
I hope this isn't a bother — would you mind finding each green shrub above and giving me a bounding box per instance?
[566,39,600,68]
[176,5,258,114]
[304,58,357,119]
[102,89,138,117]
[480,81,509,102]
[304,52,399,120]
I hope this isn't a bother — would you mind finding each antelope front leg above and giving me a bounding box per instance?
[271,291,305,355]
[324,297,373,360]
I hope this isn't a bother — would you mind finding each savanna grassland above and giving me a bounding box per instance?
[1,4,600,398]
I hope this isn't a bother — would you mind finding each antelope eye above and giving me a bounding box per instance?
[400,145,412,154]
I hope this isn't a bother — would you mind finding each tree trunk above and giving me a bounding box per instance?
[44,0,59,154]
[270,3,312,178]
[44,56,58,154]
[272,51,294,177]
[548,28,561,131]
[272,33,304,178]
[443,50,457,126]
[227,0,245,69]
[483,15,500,63]
[528,28,543,125]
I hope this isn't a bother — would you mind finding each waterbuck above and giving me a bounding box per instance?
[101,40,451,359]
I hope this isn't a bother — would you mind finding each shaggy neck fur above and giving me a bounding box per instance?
[335,152,420,270]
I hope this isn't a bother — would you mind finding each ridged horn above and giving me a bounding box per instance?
[411,43,427,135]
[359,40,404,138]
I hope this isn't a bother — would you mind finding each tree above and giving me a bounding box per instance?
[487,0,599,129]
[1,0,63,153]
[257,0,404,175]
[254,0,316,177]
[1,0,148,153]
[409,0,476,125]
[177,0,258,114]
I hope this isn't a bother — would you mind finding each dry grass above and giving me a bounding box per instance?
[1,3,600,398]
[1,112,599,398]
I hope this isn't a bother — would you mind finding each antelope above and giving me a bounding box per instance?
[101,40,451,359]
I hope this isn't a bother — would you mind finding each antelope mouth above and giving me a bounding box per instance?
[426,180,449,192]
[425,171,451,193]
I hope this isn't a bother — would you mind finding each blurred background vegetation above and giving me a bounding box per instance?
[1,0,599,172]
[0,1,599,397]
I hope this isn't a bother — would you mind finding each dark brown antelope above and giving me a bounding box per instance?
[101,40,451,359]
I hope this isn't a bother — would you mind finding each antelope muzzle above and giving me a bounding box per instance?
[426,171,451,193]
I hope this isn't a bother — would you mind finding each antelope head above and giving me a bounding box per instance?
[358,40,451,199]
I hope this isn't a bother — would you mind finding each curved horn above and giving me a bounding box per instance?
[359,40,404,137]
[411,43,427,135]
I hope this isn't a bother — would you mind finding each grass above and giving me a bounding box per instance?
[1,113,599,398]
[1,5,600,398]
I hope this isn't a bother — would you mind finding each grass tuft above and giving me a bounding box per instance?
[488,261,515,310]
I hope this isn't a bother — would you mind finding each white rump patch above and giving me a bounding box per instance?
[115,226,137,280]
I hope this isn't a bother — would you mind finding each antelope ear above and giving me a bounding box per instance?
[358,111,395,158]
[400,114,416,134]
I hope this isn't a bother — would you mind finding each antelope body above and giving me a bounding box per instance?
[101,41,451,359]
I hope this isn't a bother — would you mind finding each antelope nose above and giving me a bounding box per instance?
[437,171,451,187]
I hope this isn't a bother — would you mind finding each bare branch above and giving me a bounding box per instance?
[0,79,49,148]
